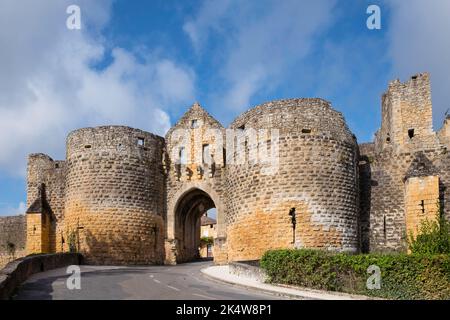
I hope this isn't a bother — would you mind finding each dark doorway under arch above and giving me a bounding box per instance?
[174,188,216,263]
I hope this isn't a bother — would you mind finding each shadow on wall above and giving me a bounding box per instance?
[359,155,372,253]
[76,229,166,265]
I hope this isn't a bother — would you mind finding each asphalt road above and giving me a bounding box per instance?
[13,260,284,300]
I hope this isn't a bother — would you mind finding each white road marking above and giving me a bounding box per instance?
[149,275,154,278]
[167,285,180,291]
[193,293,214,300]
[153,279,161,284]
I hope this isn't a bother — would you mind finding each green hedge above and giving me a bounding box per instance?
[260,249,450,300]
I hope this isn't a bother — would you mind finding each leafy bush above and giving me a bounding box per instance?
[200,237,214,246]
[408,213,450,255]
[260,249,450,300]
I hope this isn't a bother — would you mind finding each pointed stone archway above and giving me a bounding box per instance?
[165,182,227,265]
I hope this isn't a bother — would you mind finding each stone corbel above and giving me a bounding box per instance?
[196,165,203,179]
[208,154,216,177]
[174,163,181,181]
[185,166,192,180]
[162,150,169,175]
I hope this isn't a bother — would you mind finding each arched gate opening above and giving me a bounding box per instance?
[174,188,216,263]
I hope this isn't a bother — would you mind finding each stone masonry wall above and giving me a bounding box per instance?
[360,73,450,252]
[360,148,450,252]
[0,215,26,269]
[226,99,359,261]
[405,175,440,240]
[64,126,166,265]
[375,73,436,153]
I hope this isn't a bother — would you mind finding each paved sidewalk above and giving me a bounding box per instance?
[201,265,373,300]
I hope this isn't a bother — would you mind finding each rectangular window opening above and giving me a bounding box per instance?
[202,144,210,164]
[408,129,415,139]
[138,137,145,146]
[302,128,312,134]
[179,147,186,164]
[223,148,227,166]
[191,119,199,129]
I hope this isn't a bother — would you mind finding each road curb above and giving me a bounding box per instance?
[201,265,376,300]
[200,268,301,300]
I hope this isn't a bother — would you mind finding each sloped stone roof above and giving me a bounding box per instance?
[404,152,439,180]
[201,215,216,226]
[26,184,52,215]
[165,102,223,140]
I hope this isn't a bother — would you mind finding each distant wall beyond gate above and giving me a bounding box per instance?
[0,215,26,269]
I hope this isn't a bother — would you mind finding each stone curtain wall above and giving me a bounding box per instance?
[64,126,166,265]
[359,148,450,252]
[226,99,360,261]
[360,151,420,251]
[0,215,26,269]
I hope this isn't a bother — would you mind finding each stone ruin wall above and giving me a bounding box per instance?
[360,73,450,252]
[0,215,26,269]
[63,126,166,265]
[225,99,360,261]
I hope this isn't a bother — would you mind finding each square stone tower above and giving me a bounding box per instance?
[375,73,435,152]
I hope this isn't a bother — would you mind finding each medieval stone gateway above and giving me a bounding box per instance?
[9,72,450,266]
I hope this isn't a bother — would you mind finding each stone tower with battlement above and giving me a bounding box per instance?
[360,73,450,252]
[14,72,450,266]
[374,73,436,153]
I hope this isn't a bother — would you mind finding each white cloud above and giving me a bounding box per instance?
[0,0,195,177]
[0,202,26,216]
[183,0,337,111]
[182,0,233,53]
[387,0,450,129]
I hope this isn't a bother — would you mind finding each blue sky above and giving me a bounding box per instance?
[1,0,450,216]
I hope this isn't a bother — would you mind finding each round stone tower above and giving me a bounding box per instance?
[64,126,166,265]
[225,98,359,261]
